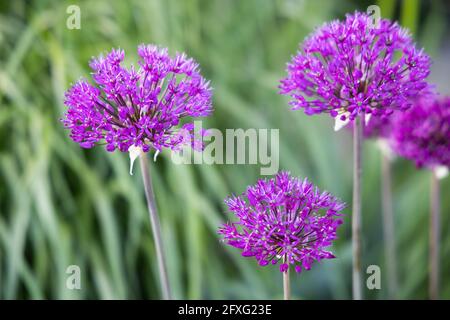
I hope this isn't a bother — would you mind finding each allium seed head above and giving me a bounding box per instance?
[391,96,450,170]
[62,45,212,154]
[279,12,431,125]
[218,172,345,273]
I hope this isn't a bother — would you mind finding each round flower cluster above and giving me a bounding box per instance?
[62,45,212,153]
[279,12,431,124]
[218,172,345,273]
[391,96,450,169]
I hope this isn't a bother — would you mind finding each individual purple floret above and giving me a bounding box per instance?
[279,12,431,128]
[391,96,450,170]
[218,172,345,273]
[62,45,212,155]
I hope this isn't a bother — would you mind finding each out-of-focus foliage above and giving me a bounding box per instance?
[0,0,449,299]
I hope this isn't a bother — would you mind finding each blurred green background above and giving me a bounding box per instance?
[0,0,449,299]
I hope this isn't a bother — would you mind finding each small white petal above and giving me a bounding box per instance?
[365,113,372,125]
[434,166,449,180]
[377,138,396,160]
[128,145,142,175]
[334,111,351,131]
[153,150,160,162]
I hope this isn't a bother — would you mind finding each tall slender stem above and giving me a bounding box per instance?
[283,256,290,300]
[381,152,398,299]
[429,169,440,300]
[139,153,172,300]
[352,115,363,300]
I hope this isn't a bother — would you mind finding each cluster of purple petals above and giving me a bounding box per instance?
[391,96,450,168]
[62,45,212,153]
[279,12,431,122]
[218,172,345,273]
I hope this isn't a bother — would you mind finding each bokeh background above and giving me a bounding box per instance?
[0,0,449,299]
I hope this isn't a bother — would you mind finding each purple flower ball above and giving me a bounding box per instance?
[218,172,345,273]
[62,45,212,153]
[391,96,450,169]
[279,12,431,123]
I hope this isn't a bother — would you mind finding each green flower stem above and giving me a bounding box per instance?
[283,256,290,300]
[429,169,440,300]
[139,153,172,300]
[381,152,398,299]
[352,115,363,300]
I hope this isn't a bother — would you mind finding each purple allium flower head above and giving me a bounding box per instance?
[218,172,345,273]
[279,12,431,127]
[62,45,212,155]
[391,96,450,169]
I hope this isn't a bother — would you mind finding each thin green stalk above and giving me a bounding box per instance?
[352,115,363,300]
[429,169,440,300]
[381,152,398,299]
[283,256,290,300]
[139,153,172,300]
